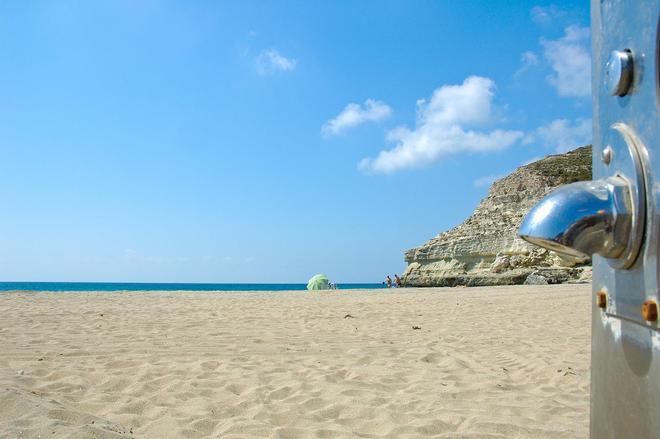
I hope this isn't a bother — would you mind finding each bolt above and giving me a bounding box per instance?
[605,49,634,96]
[602,145,613,165]
[641,300,658,322]
[596,291,607,309]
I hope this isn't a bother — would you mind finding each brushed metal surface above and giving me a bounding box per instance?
[591,1,660,437]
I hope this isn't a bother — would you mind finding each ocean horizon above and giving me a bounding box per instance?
[0,282,387,292]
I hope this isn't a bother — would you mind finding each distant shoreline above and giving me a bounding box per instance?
[0,282,387,292]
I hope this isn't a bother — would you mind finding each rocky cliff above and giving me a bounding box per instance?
[402,146,593,287]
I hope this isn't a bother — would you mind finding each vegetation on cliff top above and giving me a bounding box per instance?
[527,145,592,184]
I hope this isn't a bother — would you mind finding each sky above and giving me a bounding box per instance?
[0,1,593,283]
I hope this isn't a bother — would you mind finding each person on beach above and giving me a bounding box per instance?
[386,275,392,288]
[394,274,402,288]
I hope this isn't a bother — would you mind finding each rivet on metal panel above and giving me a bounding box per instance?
[596,291,607,309]
[602,145,613,165]
[641,300,658,322]
[605,49,634,96]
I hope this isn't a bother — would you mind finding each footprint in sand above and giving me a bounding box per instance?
[225,383,245,396]
[267,386,293,401]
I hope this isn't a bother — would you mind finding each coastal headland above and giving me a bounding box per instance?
[0,285,590,438]
[403,146,593,287]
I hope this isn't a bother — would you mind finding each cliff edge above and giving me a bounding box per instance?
[402,146,593,287]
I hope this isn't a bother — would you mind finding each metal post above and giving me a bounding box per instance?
[590,2,660,437]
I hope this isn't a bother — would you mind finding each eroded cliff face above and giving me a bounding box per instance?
[402,146,593,287]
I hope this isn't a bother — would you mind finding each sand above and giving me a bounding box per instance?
[0,284,591,438]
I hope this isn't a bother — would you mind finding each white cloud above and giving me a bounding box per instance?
[531,5,565,25]
[525,118,592,152]
[255,49,296,75]
[358,76,524,174]
[321,99,392,137]
[514,51,539,78]
[542,26,591,97]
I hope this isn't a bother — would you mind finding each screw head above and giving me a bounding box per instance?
[602,145,613,165]
[605,50,634,96]
[641,300,658,322]
[596,291,607,309]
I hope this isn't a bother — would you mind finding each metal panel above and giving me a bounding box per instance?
[591,1,660,437]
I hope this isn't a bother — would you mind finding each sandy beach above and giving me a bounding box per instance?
[0,284,591,438]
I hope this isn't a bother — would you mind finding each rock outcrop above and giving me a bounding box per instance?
[402,146,593,287]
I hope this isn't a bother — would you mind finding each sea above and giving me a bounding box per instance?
[0,282,386,292]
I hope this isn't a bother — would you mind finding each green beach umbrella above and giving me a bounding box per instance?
[307,274,330,290]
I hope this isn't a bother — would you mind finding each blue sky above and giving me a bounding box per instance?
[0,1,592,283]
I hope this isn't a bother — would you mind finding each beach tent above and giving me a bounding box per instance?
[307,274,330,290]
